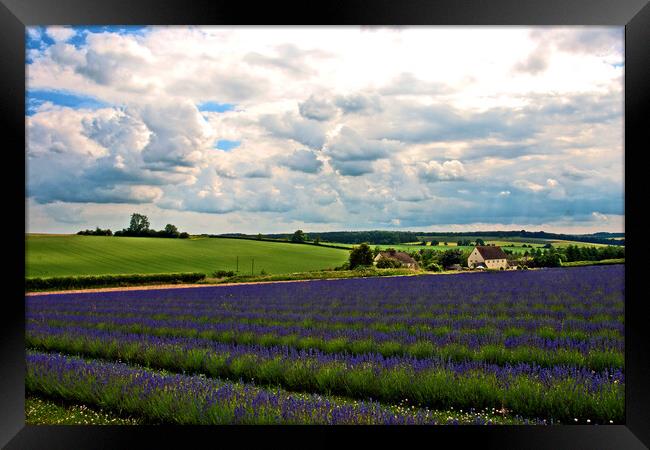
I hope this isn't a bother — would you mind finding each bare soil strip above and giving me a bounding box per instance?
[23,272,449,296]
[23,278,339,296]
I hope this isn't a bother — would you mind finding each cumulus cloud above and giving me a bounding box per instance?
[43,202,86,224]
[334,93,382,115]
[298,95,338,121]
[324,126,399,176]
[25,26,624,233]
[259,112,326,149]
[418,160,466,182]
[278,149,323,174]
[514,43,551,75]
[45,26,76,43]
[243,44,333,78]
[379,72,450,96]
[512,178,566,199]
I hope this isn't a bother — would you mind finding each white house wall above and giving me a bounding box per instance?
[467,248,484,267]
[485,259,508,270]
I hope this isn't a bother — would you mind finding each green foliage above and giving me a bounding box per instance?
[212,270,236,278]
[349,243,374,269]
[334,262,350,271]
[531,249,562,268]
[128,213,150,233]
[77,227,113,236]
[291,230,307,243]
[164,224,179,237]
[560,245,625,263]
[561,259,624,267]
[25,272,206,291]
[425,262,442,272]
[439,249,463,268]
[376,258,402,269]
[261,230,422,245]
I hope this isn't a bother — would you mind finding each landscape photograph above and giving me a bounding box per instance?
[24,26,625,426]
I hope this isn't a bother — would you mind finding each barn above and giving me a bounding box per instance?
[374,250,419,269]
[467,245,509,270]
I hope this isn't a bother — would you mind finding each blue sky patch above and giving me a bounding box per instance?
[214,140,241,151]
[26,26,54,50]
[198,101,236,113]
[26,89,110,115]
[68,26,149,48]
[26,25,149,54]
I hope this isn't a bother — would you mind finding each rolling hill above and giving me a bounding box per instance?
[26,235,349,278]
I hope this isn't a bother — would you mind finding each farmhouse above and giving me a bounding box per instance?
[374,250,419,269]
[468,245,509,270]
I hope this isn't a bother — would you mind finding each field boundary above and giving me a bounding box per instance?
[25,271,469,296]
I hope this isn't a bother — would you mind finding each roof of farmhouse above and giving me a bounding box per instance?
[475,245,508,260]
[375,251,417,265]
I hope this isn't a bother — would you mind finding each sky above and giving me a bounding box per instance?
[25,26,624,235]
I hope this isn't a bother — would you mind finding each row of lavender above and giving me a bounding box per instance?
[26,324,624,421]
[26,265,625,423]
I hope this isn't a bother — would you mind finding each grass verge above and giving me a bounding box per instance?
[26,395,141,425]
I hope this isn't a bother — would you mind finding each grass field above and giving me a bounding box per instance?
[26,235,349,278]
[328,242,476,252]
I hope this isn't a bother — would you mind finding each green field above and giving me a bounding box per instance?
[328,242,475,252]
[326,238,617,255]
[327,241,538,255]
[26,235,349,278]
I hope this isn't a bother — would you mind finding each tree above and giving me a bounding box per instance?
[128,213,150,234]
[291,229,307,243]
[179,232,190,239]
[257,233,263,240]
[439,249,463,268]
[349,243,374,269]
[164,224,179,237]
[314,236,321,245]
[475,238,485,246]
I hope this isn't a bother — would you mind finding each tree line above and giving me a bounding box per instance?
[225,230,422,245]
[417,230,624,246]
[77,213,189,239]
[339,242,624,271]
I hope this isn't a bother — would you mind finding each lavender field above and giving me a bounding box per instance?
[25,265,625,425]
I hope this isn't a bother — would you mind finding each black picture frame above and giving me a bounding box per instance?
[2,0,648,448]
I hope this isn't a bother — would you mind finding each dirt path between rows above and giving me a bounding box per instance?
[24,279,319,296]
[24,271,475,296]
